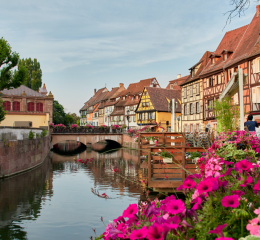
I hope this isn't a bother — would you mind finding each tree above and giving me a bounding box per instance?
[0,38,27,122]
[66,112,80,124]
[225,0,260,26]
[18,58,42,91]
[0,38,27,91]
[53,100,66,125]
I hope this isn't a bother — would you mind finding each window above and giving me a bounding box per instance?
[217,75,222,85]
[170,84,173,89]
[138,113,142,120]
[233,93,239,105]
[190,85,193,97]
[36,103,43,112]
[3,101,11,111]
[224,54,227,61]
[133,116,136,122]
[196,83,200,95]
[184,87,187,98]
[208,100,214,110]
[209,78,214,87]
[190,124,194,132]
[184,104,187,115]
[196,102,200,113]
[252,87,260,103]
[196,124,200,132]
[27,102,34,111]
[211,58,215,65]
[190,103,193,114]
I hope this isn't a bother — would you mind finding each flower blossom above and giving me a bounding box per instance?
[235,159,253,172]
[122,204,138,218]
[221,195,240,208]
[166,199,185,215]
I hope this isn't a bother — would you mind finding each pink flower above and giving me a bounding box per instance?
[215,237,234,240]
[196,179,214,194]
[253,180,260,191]
[254,207,260,215]
[208,223,227,237]
[235,159,253,172]
[240,176,253,187]
[183,179,197,189]
[122,204,138,218]
[231,190,245,197]
[247,218,260,236]
[147,224,164,240]
[221,195,240,208]
[129,226,148,240]
[166,199,185,215]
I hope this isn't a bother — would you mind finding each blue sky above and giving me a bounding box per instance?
[0,1,257,114]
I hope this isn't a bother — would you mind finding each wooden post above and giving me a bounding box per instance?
[148,151,151,183]
[162,133,165,146]
[182,147,186,182]
[138,133,141,164]
[239,67,244,130]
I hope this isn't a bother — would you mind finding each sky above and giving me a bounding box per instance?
[0,1,258,114]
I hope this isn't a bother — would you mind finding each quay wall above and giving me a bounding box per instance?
[0,135,51,178]
[122,134,138,149]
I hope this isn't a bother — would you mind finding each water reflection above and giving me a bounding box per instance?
[0,145,147,240]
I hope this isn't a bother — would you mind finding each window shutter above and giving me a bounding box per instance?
[187,104,189,115]
[207,79,209,88]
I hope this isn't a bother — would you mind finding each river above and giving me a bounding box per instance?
[0,145,147,240]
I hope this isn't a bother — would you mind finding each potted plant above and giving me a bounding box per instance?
[71,124,78,132]
[112,125,120,133]
[159,150,173,163]
[146,136,159,145]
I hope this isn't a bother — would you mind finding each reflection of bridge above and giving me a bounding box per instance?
[51,133,123,146]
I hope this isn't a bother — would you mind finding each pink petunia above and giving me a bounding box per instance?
[215,237,234,240]
[208,223,227,237]
[147,224,164,240]
[231,190,245,197]
[254,207,260,215]
[122,204,138,218]
[240,176,253,187]
[235,159,253,172]
[183,179,197,189]
[253,180,260,191]
[196,179,214,194]
[221,195,240,208]
[129,226,148,240]
[166,199,185,215]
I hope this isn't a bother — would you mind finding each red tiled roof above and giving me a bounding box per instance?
[166,75,189,89]
[180,51,213,86]
[139,87,181,112]
[132,78,158,95]
[200,25,249,76]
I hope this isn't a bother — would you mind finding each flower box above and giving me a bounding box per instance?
[149,140,155,144]
[163,157,172,164]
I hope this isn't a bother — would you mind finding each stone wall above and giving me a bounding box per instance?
[0,135,51,178]
[122,134,138,149]
[0,127,44,141]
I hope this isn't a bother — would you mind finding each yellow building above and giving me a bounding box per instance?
[135,87,181,131]
[0,85,54,128]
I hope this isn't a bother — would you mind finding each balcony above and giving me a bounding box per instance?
[137,119,156,125]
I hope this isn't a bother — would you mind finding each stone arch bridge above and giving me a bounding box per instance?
[51,133,123,146]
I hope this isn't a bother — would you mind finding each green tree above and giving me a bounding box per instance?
[0,37,27,122]
[53,100,66,125]
[66,112,80,124]
[18,58,42,91]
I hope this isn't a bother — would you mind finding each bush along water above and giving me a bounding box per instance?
[96,131,260,239]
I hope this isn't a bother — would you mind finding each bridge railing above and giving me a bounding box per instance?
[51,126,124,134]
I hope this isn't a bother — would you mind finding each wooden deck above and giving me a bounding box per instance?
[138,132,206,191]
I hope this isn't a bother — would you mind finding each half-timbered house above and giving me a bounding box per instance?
[180,52,211,132]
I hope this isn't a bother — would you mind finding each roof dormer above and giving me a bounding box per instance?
[209,53,221,65]
[221,49,233,62]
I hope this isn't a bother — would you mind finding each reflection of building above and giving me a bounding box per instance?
[0,154,52,235]
[0,85,53,128]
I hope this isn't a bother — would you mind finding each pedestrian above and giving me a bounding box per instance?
[244,114,259,132]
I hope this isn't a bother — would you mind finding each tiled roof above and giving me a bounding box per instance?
[166,75,189,89]
[132,78,157,95]
[2,85,45,97]
[144,87,181,112]
[200,25,249,76]
[180,51,213,86]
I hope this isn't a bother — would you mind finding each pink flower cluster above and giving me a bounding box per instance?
[246,208,260,236]
[71,124,78,128]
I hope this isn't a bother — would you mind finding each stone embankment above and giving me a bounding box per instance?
[0,128,51,178]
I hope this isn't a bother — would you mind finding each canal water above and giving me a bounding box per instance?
[0,144,147,240]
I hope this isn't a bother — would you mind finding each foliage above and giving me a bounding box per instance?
[40,129,48,138]
[158,149,173,158]
[55,124,66,129]
[145,136,159,142]
[66,112,80,124]
[77,119,80,126]
[0,38,27,91]
[99,125,108,129]
[49,123,55,128]
[0,96,6,122]
[17,58,42,91]
[186,151,203,160]
[121,124,127,129]
[213,97,240,133]
[98,130,260,239]
[85,124,94,129]
[28,130,35,139]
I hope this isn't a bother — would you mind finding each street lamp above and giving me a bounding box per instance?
[126,109,130,130]
[177,116,180,132]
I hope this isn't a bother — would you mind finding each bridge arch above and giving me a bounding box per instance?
[51,133,123,147]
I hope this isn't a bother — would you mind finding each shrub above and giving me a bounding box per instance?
[28,130,35,139]
[41,129,48,138]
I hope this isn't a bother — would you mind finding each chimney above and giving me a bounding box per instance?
[177,74,181,79]
[257,5,260,15]
[94,89,97,94]
[119,83,124,88]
